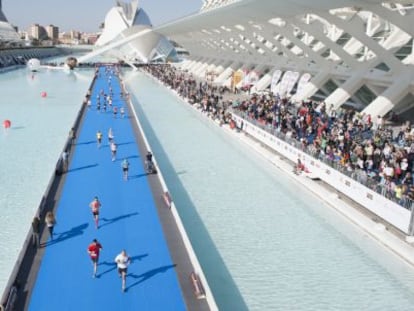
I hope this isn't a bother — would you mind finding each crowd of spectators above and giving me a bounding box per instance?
[142,64,234,124]
[233,94,414,209]
[143,64,414,210]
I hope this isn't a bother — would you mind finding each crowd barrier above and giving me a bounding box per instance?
[230,112,413,235]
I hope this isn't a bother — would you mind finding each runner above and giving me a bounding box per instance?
[122,158,129,181]
[87,239,103,278]
[89,196,102,229]
[110,141,117,162]
[108,127,114,143]
[96,130,103,148]
[114,249,131,292]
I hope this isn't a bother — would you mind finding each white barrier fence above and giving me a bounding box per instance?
[231,113,412,235]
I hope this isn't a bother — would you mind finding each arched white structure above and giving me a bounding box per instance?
[0,0,21,45]
[156,0,414,119]
[85,0,178,64]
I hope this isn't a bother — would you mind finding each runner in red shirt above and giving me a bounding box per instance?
[89,196,101,229]
[87,239,103,278]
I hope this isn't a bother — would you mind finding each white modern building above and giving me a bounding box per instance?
[0,0,21,45]
[82,0,178,64]
[155,0,414,119]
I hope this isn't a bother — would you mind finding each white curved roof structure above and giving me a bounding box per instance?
[201,0,241,12]
[156,0,414,118]
[88,0,177,64]
[0,1,21,44]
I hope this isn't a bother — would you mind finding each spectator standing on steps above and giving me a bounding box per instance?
[61,149,68,173]
[32,216,41,248]
[69,127,76,145]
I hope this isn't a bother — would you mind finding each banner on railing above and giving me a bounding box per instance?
[270,69,282,94]
[285,71,300,95]
[278,71,292,95]
[296,73,312,97]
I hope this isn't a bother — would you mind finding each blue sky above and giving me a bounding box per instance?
[3,0,202,32]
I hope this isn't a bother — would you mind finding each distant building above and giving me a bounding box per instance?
[46,24,59,43]
[59,32,73,45]
[70,30,80,40]
[29,24,48,41]
[59,31,83,45]
[82,33,99,45]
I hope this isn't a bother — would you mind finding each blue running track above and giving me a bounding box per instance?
[28,66,186,311]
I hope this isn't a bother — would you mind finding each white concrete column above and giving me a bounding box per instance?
[212,60,226,75]
[325,69,367,109]
[294,70,331,102]
[194,62,211,77]
[363,71,412,117]
[203,62,223,83]
[180,59,196,70]
[187,58,205,71]
[214,62,240,84]
[189,61,208,74]
[253,73,272,92]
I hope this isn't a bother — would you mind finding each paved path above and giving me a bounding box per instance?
[28,66,186,311]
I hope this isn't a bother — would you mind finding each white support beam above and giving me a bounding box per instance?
[324,69,367,109]
[317,11,404,72]
[363,71,413,117]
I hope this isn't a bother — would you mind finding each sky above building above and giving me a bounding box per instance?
[3,0,203,32]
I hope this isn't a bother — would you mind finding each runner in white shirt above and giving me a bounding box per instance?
[115,249,131,292]
[110,142,117,162]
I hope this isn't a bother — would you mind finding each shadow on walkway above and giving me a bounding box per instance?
[97,253,149,279]
[99,212,139,229]
[77,140,95,145]
[126,264,176,291]
[128,173,147,180]
[68,163,98,173]
[44,223,89,247]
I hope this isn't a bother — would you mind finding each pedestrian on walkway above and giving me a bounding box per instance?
[114,249,130,292]
[32,215,41,248]
[61,149,68,173]
[122,158,129,181]
[88,239,103,278]
[96,130,103,148]
[45,211,56,240]
[110,141,117,161]
[120,107,125,118]
[69,127,76,145]
[108,127,114,143]
[89,196,101,229]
